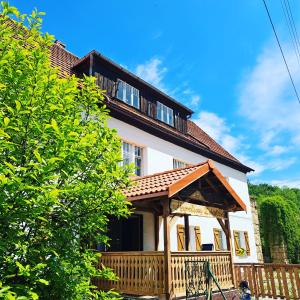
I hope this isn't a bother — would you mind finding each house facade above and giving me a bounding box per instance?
[50,41,258,298]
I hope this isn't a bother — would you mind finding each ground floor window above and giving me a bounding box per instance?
[104,214,143,251]
[233,230,250,256]
[213,228,227,251]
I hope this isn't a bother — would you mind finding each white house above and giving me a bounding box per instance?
[51,41,258,299]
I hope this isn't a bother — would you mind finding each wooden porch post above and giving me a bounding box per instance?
[225,212,237,287]
[154,213,159,251]
[163,199,172,300]
[184,215,190,250]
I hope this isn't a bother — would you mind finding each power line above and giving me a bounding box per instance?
[285,0,300,52]
[262,0,300,104]
[281,0,300,66]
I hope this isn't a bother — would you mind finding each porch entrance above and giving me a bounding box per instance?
[97,160,248,299]
[108,214,143,251]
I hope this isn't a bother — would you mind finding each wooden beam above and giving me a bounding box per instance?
[163,200,172,300]
[154,214,159,251]
[224,212,236,287]
[217,218,228,236]
[184,215,190,250]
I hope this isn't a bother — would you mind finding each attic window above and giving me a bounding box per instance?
[116,79,139,109]
[157,101,174,126]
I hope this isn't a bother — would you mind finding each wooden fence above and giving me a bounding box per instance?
[235,263,300,299]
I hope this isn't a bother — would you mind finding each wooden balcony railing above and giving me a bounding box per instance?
[95,251,234,297]
[235,263,300,300]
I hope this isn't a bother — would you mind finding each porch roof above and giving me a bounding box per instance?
[125,160,247,212]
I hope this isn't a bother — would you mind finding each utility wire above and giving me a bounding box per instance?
[285,0,300,52]
[281,0,300,66]
[262,0,300,104]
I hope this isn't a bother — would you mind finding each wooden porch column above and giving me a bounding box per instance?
[225,212,237,287]
[163,199,172,300]
[154,213,159,251]
[184,215,190,250]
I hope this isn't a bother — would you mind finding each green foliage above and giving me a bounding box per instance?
[249,183,300,263]
[0,3,131,299]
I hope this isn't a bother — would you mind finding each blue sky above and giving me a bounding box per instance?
[9,0,300,187]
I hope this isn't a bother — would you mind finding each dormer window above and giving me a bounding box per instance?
[157,101,174,126]
[116,79,139,109]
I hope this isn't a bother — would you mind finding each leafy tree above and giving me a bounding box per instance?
[0,3,131,299]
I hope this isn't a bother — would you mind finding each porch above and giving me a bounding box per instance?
[96,251,234,297]
[96,160,247,299]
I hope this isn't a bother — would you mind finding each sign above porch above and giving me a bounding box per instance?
[170,199,226,219]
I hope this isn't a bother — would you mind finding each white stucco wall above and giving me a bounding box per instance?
[108,117,258,263]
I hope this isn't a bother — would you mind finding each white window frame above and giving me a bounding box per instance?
[116,79,140,109]
[157,101,174,126]
[121,141,143,176]
[173,159,189,169]
[238,231,247,250]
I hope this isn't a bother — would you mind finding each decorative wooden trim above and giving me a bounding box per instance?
[168,164,210,197]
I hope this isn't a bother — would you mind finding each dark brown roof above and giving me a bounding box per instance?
[187,120,239,163]
[50,43,79,77]
[49,44,253,173]
[125,160,247,211]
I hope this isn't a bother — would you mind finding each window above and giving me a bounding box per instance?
[213,228,227,251]
[117,79,139,109]
[122,141,143,176]
[233,231,250,256]
[173,159,189,169]
[157,101,174,126]
[177,224,201,251]
[189,226,201,251]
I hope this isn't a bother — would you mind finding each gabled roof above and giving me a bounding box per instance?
[125,160,247,212]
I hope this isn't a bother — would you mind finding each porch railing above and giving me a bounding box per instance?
[235,263,300,300]
[96,251,234,296]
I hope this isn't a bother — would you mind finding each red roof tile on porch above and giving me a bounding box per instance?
[125,160,247,211]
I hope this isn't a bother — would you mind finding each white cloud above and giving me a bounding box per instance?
[135,58,167,90]
[269,145,289,156]
[239,41,300,153]
[191,95,201,107]
[268,157,297,171]
[270,179,300,188]
[192,111,265,175]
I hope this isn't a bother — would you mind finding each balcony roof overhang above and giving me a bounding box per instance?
[125,160,247,212]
